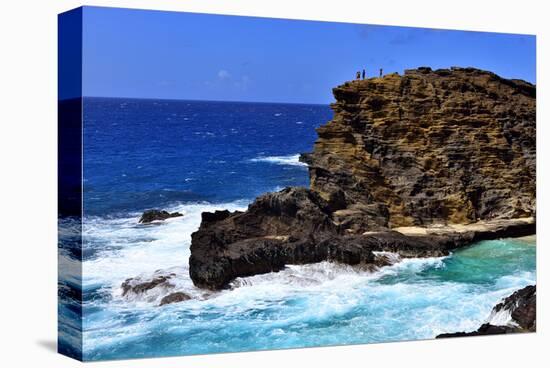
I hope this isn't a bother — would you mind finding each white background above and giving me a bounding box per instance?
[0,0,547,366]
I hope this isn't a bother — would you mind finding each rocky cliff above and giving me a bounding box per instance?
[190,67,536,290]
[303,67,536,229]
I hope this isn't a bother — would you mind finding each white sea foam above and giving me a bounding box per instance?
[249,154,307,167]
[81,200,248,301]
[494,271,535,290]
[486,308,514,326]
[59,252,82,287]
[81,205,451,313]
[58,218,84,287]
[79,202,536,358]
[200,256,451,316]
[372,251,402,265]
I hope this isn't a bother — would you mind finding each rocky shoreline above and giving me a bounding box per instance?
[189,67,536,290]
[437,285,536,337]
[189,187,534,289]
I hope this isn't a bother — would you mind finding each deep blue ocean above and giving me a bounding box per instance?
[58,98,536,361]
[82,98,326,216]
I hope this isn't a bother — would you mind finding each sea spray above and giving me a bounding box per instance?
[74,98,535,360]
[77,211,535,361]
[249,154,308,167]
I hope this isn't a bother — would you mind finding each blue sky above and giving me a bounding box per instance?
[82,6,536,104]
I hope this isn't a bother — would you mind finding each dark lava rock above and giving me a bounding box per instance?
[189,188,465,290]
[139,209,183,224]
[437,324,518,338]
[189,190,534,290]
[159,292,192,306]
[121,274,175,296]
[189,187,337,289]
[437,285,536,338]
[493,284,536,331]
[188,67,536,290]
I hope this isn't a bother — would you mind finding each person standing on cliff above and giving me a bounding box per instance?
[356,71,361,80]
[379,68,383,77]
[362,69,366,79]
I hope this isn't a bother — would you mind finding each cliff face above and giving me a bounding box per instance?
[189,67,536,289]
[304,67,536,228]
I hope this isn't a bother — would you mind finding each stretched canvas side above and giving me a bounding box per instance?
[58,7,84,361]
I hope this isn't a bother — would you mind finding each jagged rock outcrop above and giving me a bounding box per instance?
[189,189,534,289]
[121,273,176,296]
[303,66,535,229]
[139,209,183,224]
[494,284,536,330]
[437,285,536,338]
[190,187,463,289]
[189,67,536,290]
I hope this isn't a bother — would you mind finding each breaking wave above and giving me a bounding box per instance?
[250,154,307,167]
[60,199,536,360]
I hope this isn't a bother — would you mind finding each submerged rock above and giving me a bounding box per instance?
[121,273,175,296]
[189,67,536,290]
[139,209,183,224]
[437,285,536,338]
[159,292,192,306]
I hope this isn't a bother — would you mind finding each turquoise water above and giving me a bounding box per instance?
[79,204,535,360]
[58,99,536,360]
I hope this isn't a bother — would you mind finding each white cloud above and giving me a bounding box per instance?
[217,69,231,80]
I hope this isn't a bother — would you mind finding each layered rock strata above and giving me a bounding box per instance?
[303,67,535,228]
[189,67,536,290]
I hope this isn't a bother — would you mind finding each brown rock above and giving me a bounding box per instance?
[306,67,535,228]
[189,67,536,290]
[159,292,192,306]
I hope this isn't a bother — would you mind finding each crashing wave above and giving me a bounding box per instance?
[249,154,307,167]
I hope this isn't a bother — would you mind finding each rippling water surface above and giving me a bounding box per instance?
[59,98,535,360]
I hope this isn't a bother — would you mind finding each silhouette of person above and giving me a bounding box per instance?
[362,69,366,79]
[356,71,361,80]
[379,68,383,77]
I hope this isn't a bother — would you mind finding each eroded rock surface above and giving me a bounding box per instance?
[189,189,534,289]
[189,67,536,290]
[305,67,535,228]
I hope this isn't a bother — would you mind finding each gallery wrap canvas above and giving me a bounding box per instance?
[58,6,536,362]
